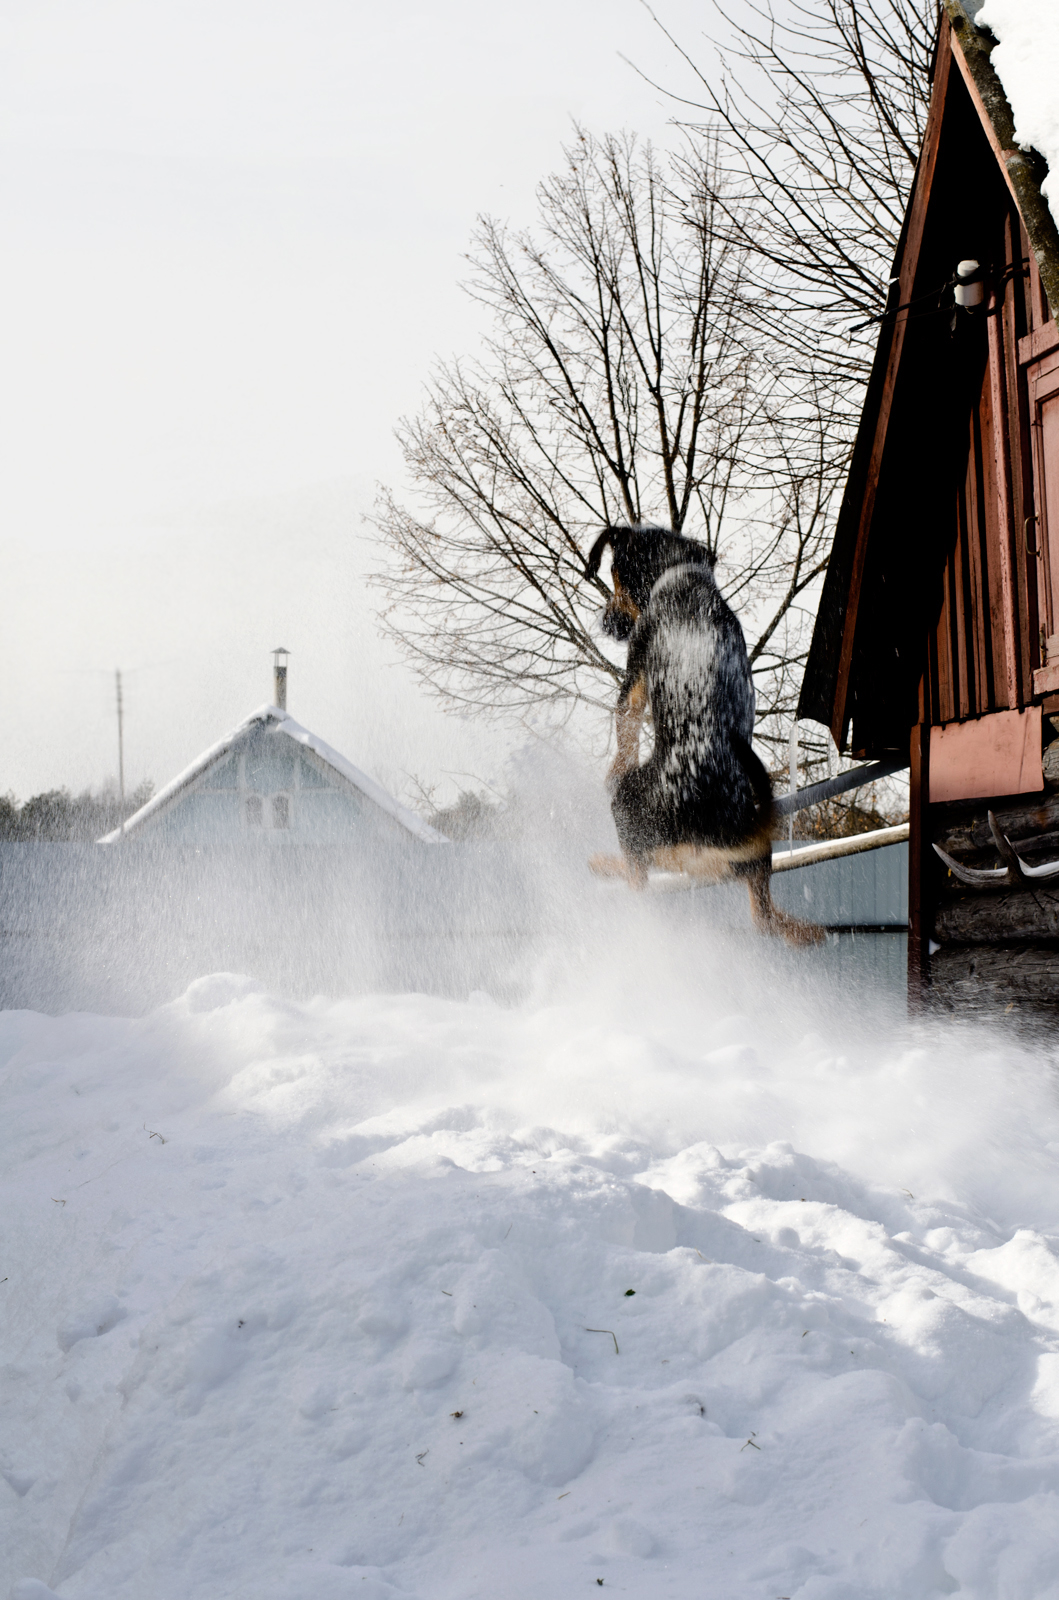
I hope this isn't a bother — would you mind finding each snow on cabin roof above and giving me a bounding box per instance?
[98,705,449,845]
[978,0,1059,231]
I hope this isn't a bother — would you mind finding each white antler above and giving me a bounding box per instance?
[933,811,1059,888]
[931,842,1010,886]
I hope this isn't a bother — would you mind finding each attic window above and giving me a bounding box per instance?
[272,794,290,829]
[245,794,263,827]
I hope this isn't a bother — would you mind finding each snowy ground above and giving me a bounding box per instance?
[4,907,1059,1600]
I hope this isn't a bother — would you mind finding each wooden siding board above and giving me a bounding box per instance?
[954,500,974,718]
[940,566,953,724]
[1030,362,1059,671]
[934,595,947,726]
[924,208,1037,729]
[951,488,966,717]
[976,366,1001,707]
[1009,215,1042,693]
[986,293,1021,706]
[928,706,1042,801]
[979,371,1008,709]
[966,402,993,711]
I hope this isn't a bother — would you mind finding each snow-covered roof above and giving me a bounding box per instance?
[939,1,1059,320]
[978,2,1059,232]
[99,705,449,846]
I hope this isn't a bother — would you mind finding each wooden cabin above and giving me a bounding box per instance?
[798,0,1059,1013]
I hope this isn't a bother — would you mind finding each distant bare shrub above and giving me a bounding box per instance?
[0,781,154,842]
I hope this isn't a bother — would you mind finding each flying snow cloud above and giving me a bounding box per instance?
[4,817,1059,1598]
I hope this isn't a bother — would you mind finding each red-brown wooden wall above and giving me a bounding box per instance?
[922,220,1059,727]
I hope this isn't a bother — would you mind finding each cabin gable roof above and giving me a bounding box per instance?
[799,2,1059,752]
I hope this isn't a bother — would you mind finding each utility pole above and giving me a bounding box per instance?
[116,668,126,835]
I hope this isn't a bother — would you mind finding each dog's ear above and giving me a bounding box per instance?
[584,527,620,581]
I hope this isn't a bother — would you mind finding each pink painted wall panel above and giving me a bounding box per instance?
[928,707,1043,803]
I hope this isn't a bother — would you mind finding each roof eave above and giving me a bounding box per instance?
[97,706,279,843]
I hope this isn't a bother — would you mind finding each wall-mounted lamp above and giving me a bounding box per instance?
[954,259,986,310]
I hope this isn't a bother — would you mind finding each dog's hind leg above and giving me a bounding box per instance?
[745,858,825,946]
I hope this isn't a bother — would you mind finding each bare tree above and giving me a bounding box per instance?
[373,130,831,752]
[632,0,934,784]
[654,0,935,374]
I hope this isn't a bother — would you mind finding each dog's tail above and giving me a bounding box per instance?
[732,734,777,829]
[584,526,625,580]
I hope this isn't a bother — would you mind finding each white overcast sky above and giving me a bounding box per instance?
[0,0,729,806]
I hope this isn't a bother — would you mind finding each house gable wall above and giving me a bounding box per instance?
[144,726,407,846]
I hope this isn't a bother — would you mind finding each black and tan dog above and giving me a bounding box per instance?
[584,523,822,945]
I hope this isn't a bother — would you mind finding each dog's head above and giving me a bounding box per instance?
[583,524,714,640]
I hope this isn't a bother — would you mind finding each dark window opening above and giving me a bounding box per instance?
[245,794,263,827]
[272,794,290,829]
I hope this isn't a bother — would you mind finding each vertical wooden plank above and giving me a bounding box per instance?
[1030,367,1059,653]
[966,403,994,710]
[953,493,973,717]
[1006,210,1039,699]
[947,549,961,721]
[1019,217,1035,333]
[987,272,1022,707]
[963,432,981,712]
[940,556,959,720]
[908,719,930,1013]
[1028,242,1049,333]
[927,619,940,726]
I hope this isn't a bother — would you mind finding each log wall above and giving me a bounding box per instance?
[926,731,1059,1012]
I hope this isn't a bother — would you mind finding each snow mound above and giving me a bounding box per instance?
[3,957,1059,1598]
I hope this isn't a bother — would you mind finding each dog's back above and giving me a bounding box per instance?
[638,563,755,755]
[614,558,770,855]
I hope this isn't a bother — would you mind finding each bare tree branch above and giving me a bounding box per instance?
[372,130,824,753]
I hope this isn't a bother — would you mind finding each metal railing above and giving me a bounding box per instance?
[773,757,908,818]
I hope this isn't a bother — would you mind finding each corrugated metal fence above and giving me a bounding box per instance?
[0,838,907,1015]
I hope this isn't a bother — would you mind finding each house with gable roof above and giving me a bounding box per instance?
[100,660,446,848]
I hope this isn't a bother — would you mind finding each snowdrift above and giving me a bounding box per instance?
[3,896,1059,1599]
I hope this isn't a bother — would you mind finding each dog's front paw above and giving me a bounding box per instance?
[588,852,628,879]
[588,853,647,888]
[773,911,826,947]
